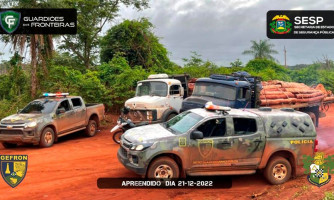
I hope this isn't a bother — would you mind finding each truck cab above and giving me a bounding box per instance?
[123,74,189,124]
[181,72,261,112]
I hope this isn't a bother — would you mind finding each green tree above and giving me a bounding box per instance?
[244,59,290,81]
[243,39,278,61]
[0,0,56,98]
[289,64,320,85]
[100,18,172,70]
[230,58,243,67]
[61,0,149,69]
[98,56,148,110]
[182,51,204,67]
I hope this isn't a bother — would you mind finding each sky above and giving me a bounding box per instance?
[1,0,334,67]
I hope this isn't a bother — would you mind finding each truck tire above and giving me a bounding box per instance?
[1,142,17,148]
[264,156,292,185]
[85,120,97,137]
[166,113,176,121]
[39,127,55,148]
[147,156,179,179]
[306,112,316,125]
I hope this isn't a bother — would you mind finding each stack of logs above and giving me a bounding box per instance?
[260,80,325,107]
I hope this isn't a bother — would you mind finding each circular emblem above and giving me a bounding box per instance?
[270,15,292,34]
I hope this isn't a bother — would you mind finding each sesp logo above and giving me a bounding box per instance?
[269,15,292,35]
[0,155,28,188]
[0,10,20,34]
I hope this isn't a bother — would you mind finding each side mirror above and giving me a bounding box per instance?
[57,107,66,115]
[122,106,130,115]
[190,130,204,140]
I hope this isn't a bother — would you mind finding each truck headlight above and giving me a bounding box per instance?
[131,143,152,151]
[135,144,144,151]
[25,121,37,128]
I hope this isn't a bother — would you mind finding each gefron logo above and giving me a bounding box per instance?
[0,10,20,33]
[0,155,28,188]
[269,15,292,34]
[303,152,334,187]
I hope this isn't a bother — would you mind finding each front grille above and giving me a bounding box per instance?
[120,147,128,157]
[123,140,132,149]
[0,130,24,135]
[126,109,158,122]
[0,123,25,128]
[0,124,25,129]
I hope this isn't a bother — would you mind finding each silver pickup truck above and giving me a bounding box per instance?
[0,93,105,148]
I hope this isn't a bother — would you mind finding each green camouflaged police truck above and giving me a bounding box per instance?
[117,104,317,185]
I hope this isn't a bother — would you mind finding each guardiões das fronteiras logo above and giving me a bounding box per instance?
[0,155,28,188]
[303,152,334,187]
[269,15,292,34]
[0,10,20,34]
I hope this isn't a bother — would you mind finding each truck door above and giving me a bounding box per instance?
[189,117,265,172]
[236,87,251,108]
[168,84,183,112]
[55,99,75,133]
[70,97,86,128]
[226,117,266,167]
[189,117,235,171]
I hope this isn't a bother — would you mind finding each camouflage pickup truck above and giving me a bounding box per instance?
[118,103,317,184]
[0,93,104,148]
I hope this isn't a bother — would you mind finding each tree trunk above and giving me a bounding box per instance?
[30,35,38,98]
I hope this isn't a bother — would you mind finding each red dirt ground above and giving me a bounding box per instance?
[1,108,334,200]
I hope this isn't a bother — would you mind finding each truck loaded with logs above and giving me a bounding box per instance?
[181,71,333,127]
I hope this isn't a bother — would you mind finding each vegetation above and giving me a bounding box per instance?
[323,191,334,200]
[100,18,173,71]
[60,0,149,69]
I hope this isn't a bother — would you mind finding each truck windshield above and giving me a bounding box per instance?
[20,100,57,114]
[164,111,203,135]
[136,81,168,97]
[192,82,236,100]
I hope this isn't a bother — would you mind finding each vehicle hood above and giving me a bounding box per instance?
[123,124,175,143]
[1,113,46,124]
[182,96,235,110]
[125,96,166,109]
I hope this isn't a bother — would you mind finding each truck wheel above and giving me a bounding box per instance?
[147,157,179,179]
[39,127,55,148]
[85,120,97,137]
[166,113,176,121]
[306,112,316,125]
[1,142,17,148]
[264,156,291,185]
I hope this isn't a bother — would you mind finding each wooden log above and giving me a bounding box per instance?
[260,91,294,96]
[285,88,320,93]
[260,98,297,106]
[324,96,334,102]
[296,95,324,103]
[262,85,282,89]
[296,92,324,99]
[260,94,294,99]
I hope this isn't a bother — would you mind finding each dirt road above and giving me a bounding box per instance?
[1,108,334,200]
